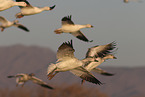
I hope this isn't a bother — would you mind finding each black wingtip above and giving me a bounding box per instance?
[7,76,15,78]
[88,40,93,42]
[18,25,30,32]
[80,74,103,85]
[62,15,72,21]
[41,84,54,90]
[101,73,115,76]
[66,39,73,48]
[50,5,56,10]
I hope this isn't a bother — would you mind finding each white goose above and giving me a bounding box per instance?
[15,0,56,18]
[54,15,93,42]
[7,73,54,89]
[81,54,116,84]
[70,54,116,85]
[79,42,117,84]
[84,54,117,72]
[47,40,102,85]
[0,0,27,12]
[0,16,29,32]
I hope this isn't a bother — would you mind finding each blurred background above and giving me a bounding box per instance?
[0,0,145,97]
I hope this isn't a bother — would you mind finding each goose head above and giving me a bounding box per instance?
[104,54,117,60]
[42,5,56,11]
[29,73,35,76]
[41,5,55,11]
[13,20,19,25]
[86,24,93,28]
[15,13,24,18]
[124,0,129,3]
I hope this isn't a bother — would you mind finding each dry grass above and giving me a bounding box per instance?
[0,84,109,97]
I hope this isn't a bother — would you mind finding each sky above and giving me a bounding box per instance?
[0,0,145,67]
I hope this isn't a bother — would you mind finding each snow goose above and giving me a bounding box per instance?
[0,16,29,32]
[54,15,93,42]
[75,54,116,84]
[15,0,56,18]
[7,73,54,89]
[0,0,27,11]
[47,40,102,85]
[79,42,117,84]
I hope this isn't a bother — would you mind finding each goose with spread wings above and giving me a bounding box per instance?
[80,42,117,84]
[15,0,56,18]
[0,0,27,12]
[54,15,93,42]
[47,40,102,85]
[82,41,117,71]
[0,16,29,32]
[7,73,54,89]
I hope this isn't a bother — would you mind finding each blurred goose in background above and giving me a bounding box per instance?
[54,15,93,42]
[124,0,129,3]
[0,0,27,11]
[0,16,29,32]
[47,40,102,85]
[123,0,142,3]
[15,0,56,18]
[7,73,54,89]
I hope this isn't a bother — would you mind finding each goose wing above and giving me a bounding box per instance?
[92,68,114,76]
[57,40,75,59]
[16,0,33,8]
[7,73,25,78]
[86,41,116,58]
[70,66,102,85]
[30,76,53,89]
[61,15,74,25]
[0,16,8,24]
[14,23,29,32]
[71,31,93,42]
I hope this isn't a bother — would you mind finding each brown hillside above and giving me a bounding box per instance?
[0,45,56,87]
[0,45,145,97]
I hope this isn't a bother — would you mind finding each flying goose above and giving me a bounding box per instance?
[47,40,102,85]
[0,0,27,12]
[0,16,29,32]
[7,73,54,89]
[82,41,117,67]
[75,54,116,84]
[15,0,56,18]
[79,42,117,84]
[54,15,93,42]
[84,54,117,72]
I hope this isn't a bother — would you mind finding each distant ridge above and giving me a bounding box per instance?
[0,45,56,87]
